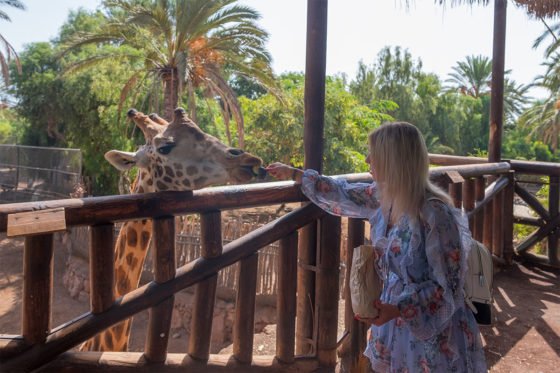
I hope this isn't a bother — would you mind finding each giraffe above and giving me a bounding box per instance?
[80,107,265,351]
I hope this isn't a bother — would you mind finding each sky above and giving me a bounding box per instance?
[0,0,554,99]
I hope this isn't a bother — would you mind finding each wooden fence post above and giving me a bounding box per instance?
[233,252,259,364]
[145,216,176,362]
[316,214,341,367]
[503,171,515,264]
[343,218,369,372]
[474,176,486,242]
[188,211,222,361]
[22,234,54,344]
[89,224,115,314]
[549,175,559,266]
[276,231,298,363]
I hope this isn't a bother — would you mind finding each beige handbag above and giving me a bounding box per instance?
[349,244,383,318]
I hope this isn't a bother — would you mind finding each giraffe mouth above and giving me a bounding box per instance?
[237,166,267,181]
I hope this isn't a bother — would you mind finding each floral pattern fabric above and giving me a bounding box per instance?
[301,170,487,373]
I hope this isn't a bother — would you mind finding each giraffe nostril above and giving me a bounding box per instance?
[228,148,244,156]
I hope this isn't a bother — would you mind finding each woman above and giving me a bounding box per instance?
[266,122,487,372]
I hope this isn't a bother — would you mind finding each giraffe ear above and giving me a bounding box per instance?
[104,150,137,171]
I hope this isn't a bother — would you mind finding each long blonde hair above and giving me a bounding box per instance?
[368,122,451,222]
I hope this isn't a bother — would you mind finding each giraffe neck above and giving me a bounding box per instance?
[80,173,154,352]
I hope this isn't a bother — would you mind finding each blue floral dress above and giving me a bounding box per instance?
[301,170,487,373]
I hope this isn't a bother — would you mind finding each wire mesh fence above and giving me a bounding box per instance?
[0,144,82,203]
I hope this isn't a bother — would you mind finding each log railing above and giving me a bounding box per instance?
[1,159,558,372]
[429,154,560,267]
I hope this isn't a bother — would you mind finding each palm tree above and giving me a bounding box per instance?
[519,93,560,152]
[0,0,25,85]
[61,0,277,147]
[446,55,529,125]
[446,55,492,98]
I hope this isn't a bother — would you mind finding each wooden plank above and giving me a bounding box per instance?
[36,352,319,372]
[445,170,465,184]
[233,253,258,364]
[276,232,298,363]
[22,234,54,344]
[7,208,66,237]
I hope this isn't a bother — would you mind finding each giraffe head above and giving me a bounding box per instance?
[105,108,265,192]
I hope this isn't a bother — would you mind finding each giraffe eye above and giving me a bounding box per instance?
[157,143,175,155]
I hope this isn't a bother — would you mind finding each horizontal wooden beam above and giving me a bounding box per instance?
[36,352,319,373]
[0,164,510,233]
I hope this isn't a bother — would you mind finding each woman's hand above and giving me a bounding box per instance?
[266,162,302,182]
[356,300,401,326]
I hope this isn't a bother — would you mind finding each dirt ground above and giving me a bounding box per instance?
[0,234,559,372]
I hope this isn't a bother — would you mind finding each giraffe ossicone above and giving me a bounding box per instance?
[80,107,265,352]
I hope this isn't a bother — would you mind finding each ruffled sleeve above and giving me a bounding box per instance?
[300,169,381,220]
[395,199,467,341]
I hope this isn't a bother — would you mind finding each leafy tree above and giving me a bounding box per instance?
[518,96,560,151]
[60,0,277,148]
[0,0,24,86]
[242,73,393,175]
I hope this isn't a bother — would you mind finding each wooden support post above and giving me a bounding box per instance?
[316,214,341,367]
[233,253,259,364]
[189,211,222,361]
[89,224,115,314]
[474,177,485,242]
[492,189,505,259]
[22,234,54,344]
[344,218,369,372]
[296,221,316,355]
[483,177,494,252]
[463,178,475,231]
[145,216,176,363]
[549,175,559,266]
[276,231,298,363]
[449,182,463,209]
[503,171,515,264]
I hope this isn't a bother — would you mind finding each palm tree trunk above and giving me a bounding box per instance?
[162,68,179,121]
[187,81,198,123]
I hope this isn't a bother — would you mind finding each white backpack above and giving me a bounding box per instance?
[464,239,493,324]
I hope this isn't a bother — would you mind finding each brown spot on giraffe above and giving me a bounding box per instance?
[81,108,264,352]
[186,166,198,176]
[126,227,138,247]
[164,166,175,177]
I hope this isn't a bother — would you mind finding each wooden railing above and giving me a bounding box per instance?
[1,158,559,372]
